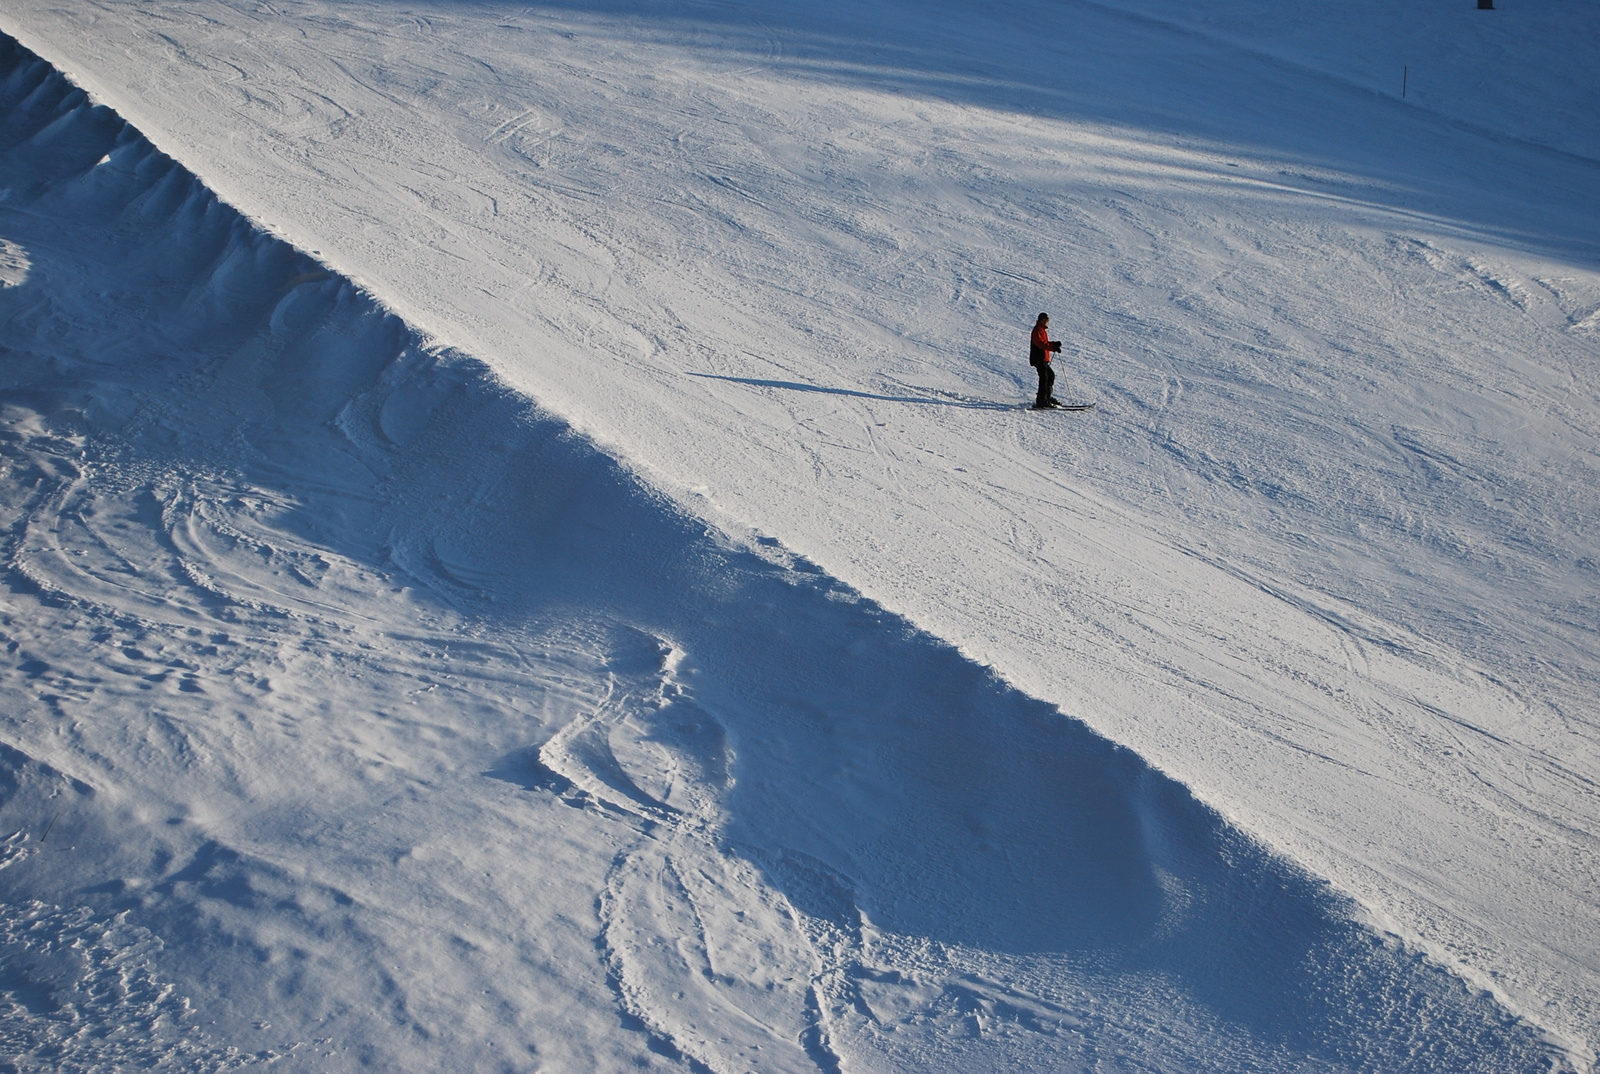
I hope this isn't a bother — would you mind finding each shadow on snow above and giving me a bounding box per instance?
[0,33,1572,1073]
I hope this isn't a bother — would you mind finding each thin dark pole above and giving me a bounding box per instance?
[1402,66,1408,98]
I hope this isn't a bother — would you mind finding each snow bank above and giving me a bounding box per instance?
[11,0,1593,1060]
[0,33,1579,1072]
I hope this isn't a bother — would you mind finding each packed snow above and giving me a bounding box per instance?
[0,0,1597,1070]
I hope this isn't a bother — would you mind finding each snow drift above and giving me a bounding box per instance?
[0,33,1579,1072]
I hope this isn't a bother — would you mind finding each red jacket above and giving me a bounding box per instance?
[1030,322,1056,365]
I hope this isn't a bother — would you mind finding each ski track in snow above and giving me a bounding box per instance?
[0,0,1597,1069]
[0,55,1564,1071]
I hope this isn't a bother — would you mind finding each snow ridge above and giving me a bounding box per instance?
[0,33,1583,1072]
[3,8,1598,1059]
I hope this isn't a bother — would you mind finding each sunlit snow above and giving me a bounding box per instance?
[0,1,1596,1071]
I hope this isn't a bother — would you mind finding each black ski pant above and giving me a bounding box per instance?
[1032,361,1055,407]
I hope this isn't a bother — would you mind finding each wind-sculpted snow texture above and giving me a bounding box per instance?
[2,0,1599,1068]
[0,35,1581,1073]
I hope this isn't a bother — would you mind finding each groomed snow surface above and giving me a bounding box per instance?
[0,1,1597,1071]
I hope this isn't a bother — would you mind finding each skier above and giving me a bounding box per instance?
[1029,312,1063,409]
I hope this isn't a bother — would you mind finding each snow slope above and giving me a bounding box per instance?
[1088,0,1600,165]
[0,41,1570,1072]
[1,0,1598,1068]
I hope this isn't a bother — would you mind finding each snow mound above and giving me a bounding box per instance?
[4,4,1599,1058]
[0,34,1579,1072]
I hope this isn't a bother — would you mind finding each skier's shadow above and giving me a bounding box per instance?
[687,372,1017,411]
